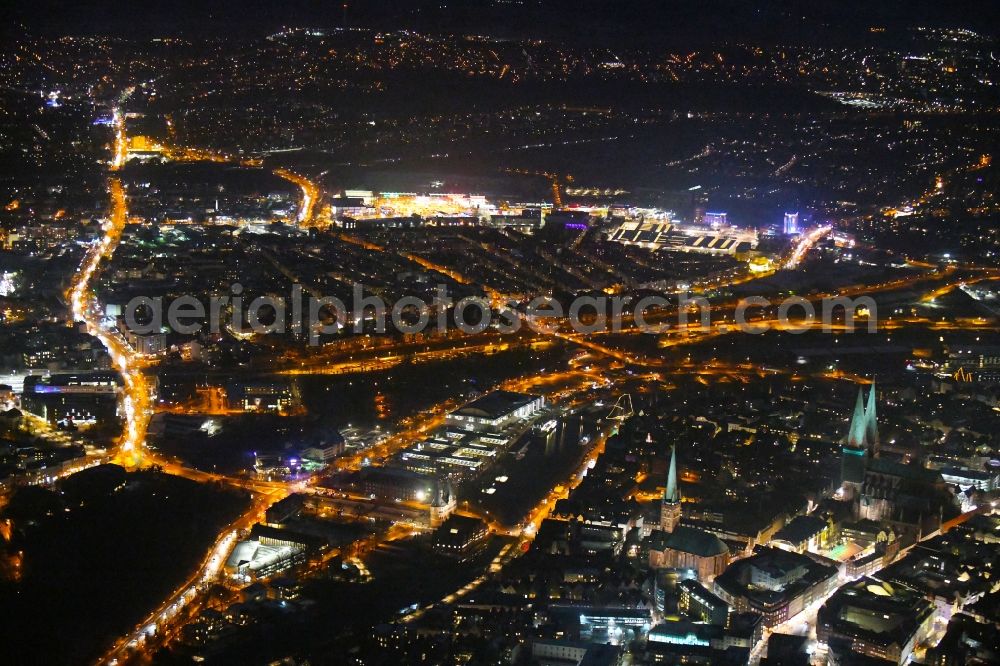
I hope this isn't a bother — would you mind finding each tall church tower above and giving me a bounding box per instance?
[865,380,879,457]
[847,388,867,449]
[841,381,879,500]
[660,445,682,533]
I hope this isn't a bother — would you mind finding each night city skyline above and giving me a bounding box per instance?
[1,2,999,665]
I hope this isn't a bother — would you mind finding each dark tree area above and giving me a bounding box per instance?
[0,465,250,666]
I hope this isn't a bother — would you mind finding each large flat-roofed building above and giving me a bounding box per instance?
[714,547,840,628]
[340,215,422,229]
[327,196,369,218]
[531,639,621,666]
[489,208,543,231]
[646,612,763,664]
[432,514,489,559]
[940,344,1000,384]
[397,433,498,482]
[224,525,312,582]
[124,133,166,161]
[817,577,935,665]
[938,466,999,492]
[265,493,306,526]
[545,209,592,229]
[397,428,506,475]
[445,390,544,432]
[127,331,167,357]
[703,211,728,227]
[679,579,730,626]
[225,380,297,412]
[21,371,121,424]
[300,431,347,464]
[608,220,757,255]
[771,514,834,554]
[549,604,651,643]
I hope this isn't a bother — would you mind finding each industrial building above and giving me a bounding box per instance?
[607,220,757,255]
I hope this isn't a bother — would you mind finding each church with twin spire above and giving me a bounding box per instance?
[839,381,950,537]
[839,381,880,501]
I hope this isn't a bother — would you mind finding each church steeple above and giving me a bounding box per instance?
[665,445,680,503]
[847,387,867,448]
[865,381,879,456]
[660,446,682,532]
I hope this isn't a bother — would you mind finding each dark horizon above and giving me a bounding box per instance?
[7,0,1000,42]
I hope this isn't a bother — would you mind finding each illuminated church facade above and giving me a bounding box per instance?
[839,383,949,538]
[648,446,730,580]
